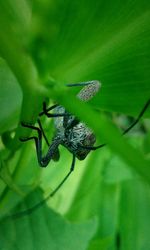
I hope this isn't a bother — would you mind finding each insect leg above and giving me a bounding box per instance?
[37,118,50,146]
[39,102,69,118]
[8,154,76,219]
[78,143,106,151]
[20,122,61,167]
[38,118,60,161]
[39,103,58,116]
[122,99,150,135]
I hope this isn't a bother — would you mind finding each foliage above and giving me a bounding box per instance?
[0,0,150,250]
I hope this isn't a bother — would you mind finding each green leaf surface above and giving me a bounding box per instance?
[30,0,150,115]
[63,150,120,250]
[0,1,150,250]
[119,179,150,250]
[0,190,97,250]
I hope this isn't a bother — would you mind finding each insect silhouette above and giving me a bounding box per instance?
[9,81,150,219]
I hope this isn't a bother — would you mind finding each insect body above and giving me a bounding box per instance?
[54,105,96,160]
[51,81,100,160]
[19,81,101,195]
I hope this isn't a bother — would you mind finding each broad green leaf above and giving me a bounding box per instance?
[119,179,150,250]
[0,190,97,250]
[88,237,113,250]
[64,150,120,249]
[102,156,133,184]
[30,0,150,115]
[103,136,145,184]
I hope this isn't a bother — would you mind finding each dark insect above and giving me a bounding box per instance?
[9,81,150,218]
[20,81,102,196]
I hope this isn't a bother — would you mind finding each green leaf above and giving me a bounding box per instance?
[119,179,150,250]
[0,190,98,250]
[60,150,119,249]
[30,0,150,115]
[102,156,133,184]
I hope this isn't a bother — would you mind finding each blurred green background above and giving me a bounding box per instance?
[0,1,150,250]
